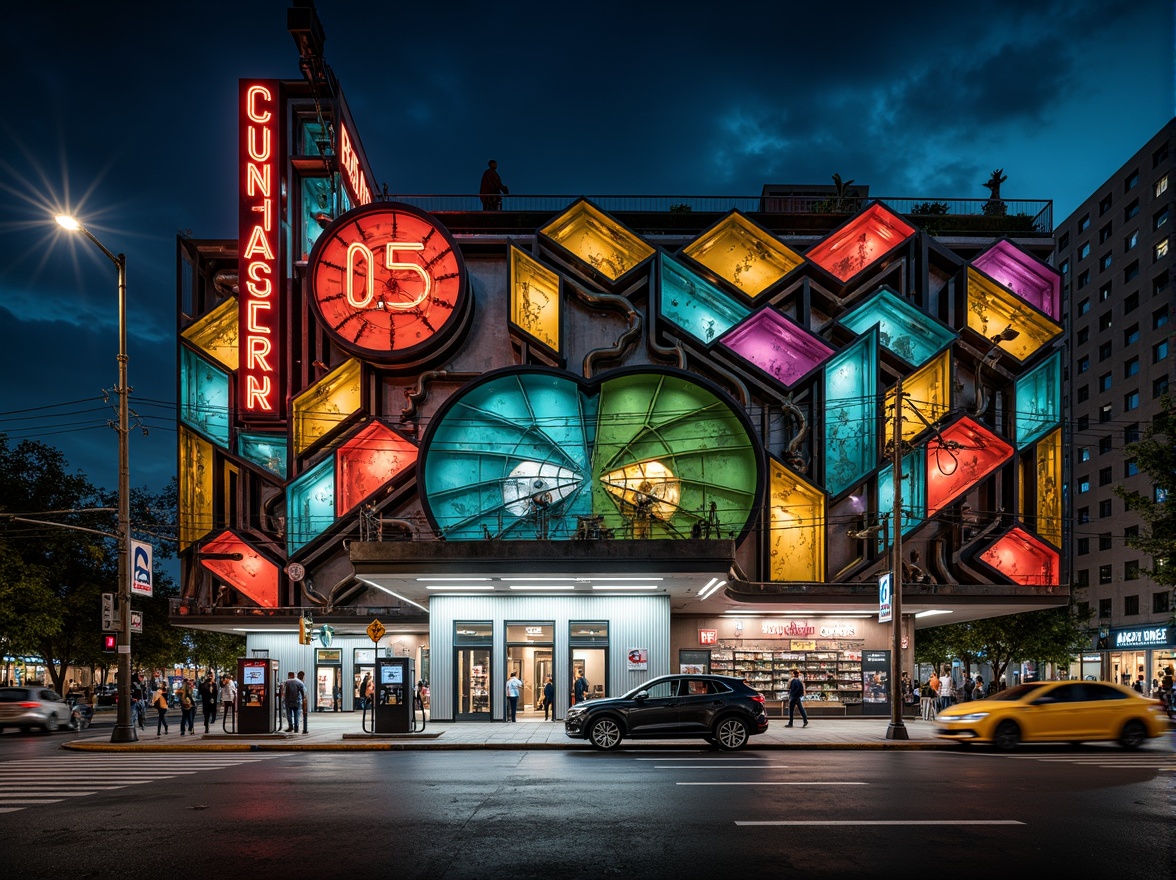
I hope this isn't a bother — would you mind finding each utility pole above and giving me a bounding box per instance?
[886,376,909,740]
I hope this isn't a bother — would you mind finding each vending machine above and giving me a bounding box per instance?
[373,657,415,733]
[237,657,280,734]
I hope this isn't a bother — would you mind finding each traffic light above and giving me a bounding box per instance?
[102,634,117,653]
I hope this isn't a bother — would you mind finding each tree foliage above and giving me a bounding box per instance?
[1113,396,1176,588]
[915,598,1093,683]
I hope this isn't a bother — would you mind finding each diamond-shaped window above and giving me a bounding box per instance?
[1033,429,1062,548]
[287,456,336,555]
[926,417,1014,515]
[238,432,287,479]
[1015,350,1062,448]
[681,212,802,299]
[180,347,230,449]
[823,330,878,497]
[978,527,1058,587]
[336,421,418,514]
[966,269,1062,362]
[539,200,654,283]
[885,351,952,451]
[768,459,825,582]
[720,307,833,388]
[658,252,751,345]
[181,297,238,371]
[972,240,1060,321]
[178,426,213,551]
[805,203,915,283]
[509,245,561,353]
[840,288,955,367]
[199,531,279,608]
[291,358,362,456]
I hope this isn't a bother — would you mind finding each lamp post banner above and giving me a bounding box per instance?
[878,572,892,623]
[131,539,153,597]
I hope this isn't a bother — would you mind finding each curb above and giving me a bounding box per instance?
[61,739,951,753]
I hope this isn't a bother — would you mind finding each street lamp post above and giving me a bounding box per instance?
[886,376,908,740]
[55,215,137,744]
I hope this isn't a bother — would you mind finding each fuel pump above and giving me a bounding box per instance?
[373,657,419,734]
[237,657,279,734]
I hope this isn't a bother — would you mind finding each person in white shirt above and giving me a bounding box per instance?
[937,672,952,712]
[505,671,523,722]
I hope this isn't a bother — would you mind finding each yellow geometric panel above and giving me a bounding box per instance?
[885,351,952,449]
[539,200,655,282]
[181,297,238,371]
[292,358,362,456]
[966,269,1062,361]
[681,212,803,298]
[1035,428,1062,548]
[509,245,561,352]
[768,460,825,582]
[179,425,214,550]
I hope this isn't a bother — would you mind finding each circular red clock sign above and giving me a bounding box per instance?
[308,203,467,360]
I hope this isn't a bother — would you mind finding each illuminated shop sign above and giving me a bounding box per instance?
[698,629,718,645]
[338,122,372,206]
[1111,627,1172,649]
[760,620,816,637]
[238,80,283,417]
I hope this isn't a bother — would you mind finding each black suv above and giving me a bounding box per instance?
[564,674,769,750]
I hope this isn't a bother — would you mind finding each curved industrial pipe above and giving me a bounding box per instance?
[400,371,481,426]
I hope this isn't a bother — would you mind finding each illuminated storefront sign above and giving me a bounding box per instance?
[238,80,283,417]
[338,121,372,206]
[1111,627,1172,649]
[760,620,816,637]
[698,629,718,645]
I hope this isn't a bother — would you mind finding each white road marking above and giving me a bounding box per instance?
[736,820,1025,826]
[655,765,789,769]
[678,781,867,786]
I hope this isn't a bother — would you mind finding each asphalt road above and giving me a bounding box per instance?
[1,726,1173,880]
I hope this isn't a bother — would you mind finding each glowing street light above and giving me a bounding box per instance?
[56,213,137,744]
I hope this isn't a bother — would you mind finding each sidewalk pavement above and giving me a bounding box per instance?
[63,710,964,752]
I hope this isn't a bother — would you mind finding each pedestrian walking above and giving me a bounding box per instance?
[130,674,146,730]
[179,679,197,735]
[220,675,237,727]
[198,673,219,733]
[543,675,555,721]
[297,671,310,734]
[937,671,952,712]
[152,683,170,736]
[573,670,589,705]
[505,670,523,722]
[479,159,508,210]
[785,669,809,727]
[358,673,371,710]
[920,680,937,720]
[973,675,985,700]
[963,675,975,701]
[282,671,306,732]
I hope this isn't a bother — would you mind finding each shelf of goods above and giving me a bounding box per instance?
[709,648,864,716]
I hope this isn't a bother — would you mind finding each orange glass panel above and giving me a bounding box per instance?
[885,351,951,449]
[768,459,825,582]
[966,269,1062,361]
[539,200,655,282]
[926,417,1014,515]
[181,297,239,371]
[681,212,803,298]
[291,358,362,456]
[804,204,915,283]
[509,245,561,352]
[178,426,214,550]
[199,530,279,608]
[979,527,1058,587]
[336,421,419,514]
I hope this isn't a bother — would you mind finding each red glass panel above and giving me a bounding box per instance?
[804,204,915,283]
[925,417,1013,515]
[336,421,418,513]
[199,531,279,608]
[979,527,1059,587]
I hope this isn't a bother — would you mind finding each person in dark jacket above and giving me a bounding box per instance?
[543,675,556,721]
[479,160,508,210]
[786,669,809,728]
[198,673,218,733]
[573,671,589,704]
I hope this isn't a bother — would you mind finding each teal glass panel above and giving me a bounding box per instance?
[839,288,955,367]
[287,456,336,555]
[1014,351,1062,448]
[423,372,593,540]
[823,330,877,496]
[658,252,750,345]
[179,346,229,449]
[238,432,288,479]
[876,447,926,551]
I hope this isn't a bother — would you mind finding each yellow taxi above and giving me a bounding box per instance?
[935,680,1167,750]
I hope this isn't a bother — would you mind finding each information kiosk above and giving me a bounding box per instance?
[237,657,280,734]
[373,657,415,733]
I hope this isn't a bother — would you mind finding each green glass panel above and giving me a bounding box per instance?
[238,432,287,479]
[1014,351,1062,448]
[840,288,955,366]
[823,331,878,496]
[658,252,750,345]
[877,447,926,551]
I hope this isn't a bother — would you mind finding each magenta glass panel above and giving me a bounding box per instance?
[971,240,1061,321]
[926,416,1014,514]
[978,527,1058,587]
[720,308,835,387]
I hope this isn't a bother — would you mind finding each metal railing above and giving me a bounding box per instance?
[385,194,1053,232]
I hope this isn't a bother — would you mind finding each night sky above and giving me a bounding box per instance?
[0,0,1171,501]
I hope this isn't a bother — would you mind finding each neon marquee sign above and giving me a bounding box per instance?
[238,80,283,417]
[338,122,372,207]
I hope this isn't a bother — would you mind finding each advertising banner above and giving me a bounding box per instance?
[131,540,153,597]
[627,648,648,671]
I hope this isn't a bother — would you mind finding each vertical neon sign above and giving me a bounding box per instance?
[239,80,283,418]
[338,122,372,206]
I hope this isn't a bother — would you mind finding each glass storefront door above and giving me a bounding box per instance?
[571,648,607,704]
[506,623,554,720]
[314,665,341,712]
[456,648,491,719]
